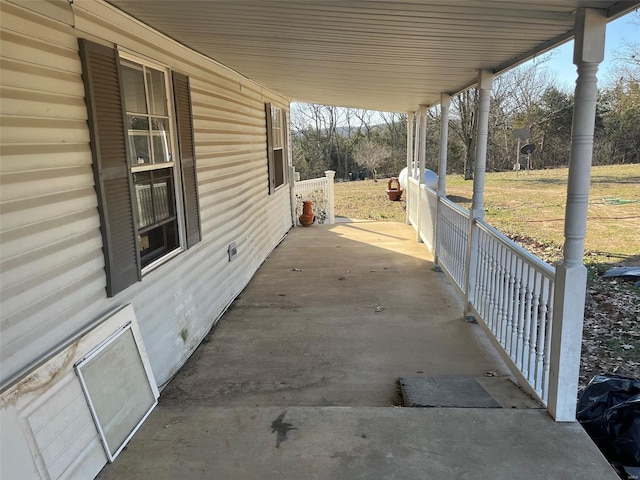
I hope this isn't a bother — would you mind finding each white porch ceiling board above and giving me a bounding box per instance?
[106,0,639,112]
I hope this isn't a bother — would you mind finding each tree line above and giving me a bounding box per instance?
[291,22,639,181]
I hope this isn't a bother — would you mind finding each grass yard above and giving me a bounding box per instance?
[334,179,407,223]
[445,164,640,264]
[336,164,640,264]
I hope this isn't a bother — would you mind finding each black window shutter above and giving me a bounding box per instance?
[78,39,140,297]
[172,72,201,248]
[265,103,275,194]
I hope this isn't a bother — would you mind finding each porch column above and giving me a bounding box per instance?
[418,105,427,182]
[548,8,606,422]
[324,170,336,224]
[290,165,297,226]
[416,105,428,242]
[413,110,421,179]
[434,93,451,266]
[406,111,414,224]
[464,70,494,315]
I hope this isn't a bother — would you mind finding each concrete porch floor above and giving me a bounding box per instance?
[98,222,616,479]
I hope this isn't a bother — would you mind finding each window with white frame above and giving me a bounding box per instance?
[265,103,286,193]
[121,59,178,267]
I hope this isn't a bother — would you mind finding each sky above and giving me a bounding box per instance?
[528,11,639,89]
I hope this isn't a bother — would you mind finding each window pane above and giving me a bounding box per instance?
[129,134,151,165]
[152,177,172,222]
[271,108,282,148]
[152,134,171,163]
[134,181,153,229]
[146,68,167,116]
[121,62,147,114]
[139,221,178,267]
[128,115,149,131]
[151,118,171,163]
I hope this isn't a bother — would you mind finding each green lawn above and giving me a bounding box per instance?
[335,164,640,264]
[334,179,407,223]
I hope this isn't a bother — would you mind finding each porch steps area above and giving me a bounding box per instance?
[97,222,616,479]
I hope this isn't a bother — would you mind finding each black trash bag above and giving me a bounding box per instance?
[577,374,640,468]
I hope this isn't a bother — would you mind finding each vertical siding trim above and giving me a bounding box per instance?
[78,38,140,297]
[172,71,201,248]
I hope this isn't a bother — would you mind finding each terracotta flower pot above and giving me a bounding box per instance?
[299,200,315,226]
[386,177,403,201]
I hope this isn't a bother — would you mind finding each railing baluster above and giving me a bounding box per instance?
[526,267,537,384]
[497,245,508,343]
[476,230,486,316]
[523,266,535,381]
[505,250,516,357]
[535,274,548,396]
[542,281,554,404]
[515,258,526,370]
[490,236,501,334]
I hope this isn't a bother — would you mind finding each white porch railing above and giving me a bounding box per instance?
[436,197,470,295]
[418,186,438,250]
[469,220,555,403]
[293,170,335,225]
[412,190,556,405]
[407,177,420,226]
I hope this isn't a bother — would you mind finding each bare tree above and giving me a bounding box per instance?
[353,139,392,181]
[450,88,478,180]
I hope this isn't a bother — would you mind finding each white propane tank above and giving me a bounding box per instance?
[398,167,438,190]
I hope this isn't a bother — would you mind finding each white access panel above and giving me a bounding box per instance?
[75,315,159,462]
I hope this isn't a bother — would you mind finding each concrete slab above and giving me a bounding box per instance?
[95,222,616,479]
[160,222,511,408]
[97,406,618,480]
[399,376,502,408]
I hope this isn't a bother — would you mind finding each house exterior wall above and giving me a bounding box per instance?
[0,0,292,477]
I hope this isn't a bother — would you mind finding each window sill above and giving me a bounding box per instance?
[141,247,183,277]
[273,183,287,194]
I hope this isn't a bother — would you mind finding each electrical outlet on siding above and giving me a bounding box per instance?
[228,242,237,261]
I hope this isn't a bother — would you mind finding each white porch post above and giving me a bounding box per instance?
[548,8,606,422]
[416,105,427,242]
[464,70,493,315]
[290,165,297,226]
[324,170,336,224]
[418,105,427,180]
[413,110,421,179]
[434,93,451,266]
[287,107,297,227]
[406,111,414,224]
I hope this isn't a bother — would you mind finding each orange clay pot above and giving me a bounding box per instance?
[299,200,315,226]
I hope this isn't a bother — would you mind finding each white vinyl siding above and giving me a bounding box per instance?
[1,0,291,476]
[1,0,290,389]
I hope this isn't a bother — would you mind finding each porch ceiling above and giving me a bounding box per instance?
[106,1,638,112]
